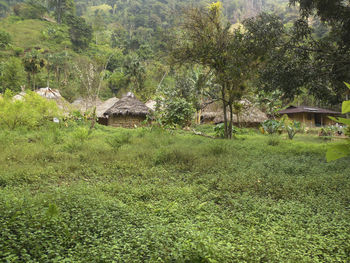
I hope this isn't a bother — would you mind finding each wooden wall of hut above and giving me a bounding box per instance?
[279,113,337,127]
[107,115,146,128]
[97,117,108,126]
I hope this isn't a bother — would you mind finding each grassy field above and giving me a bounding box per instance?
[0,124,349,262]
[0,17,70,52]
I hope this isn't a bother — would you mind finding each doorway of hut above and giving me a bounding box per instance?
[315,114,322,127]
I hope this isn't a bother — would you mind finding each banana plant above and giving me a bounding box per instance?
[326,82,350,162]
[281,115,301,140]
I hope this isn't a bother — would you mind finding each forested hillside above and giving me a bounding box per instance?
[0,0,295,101]
[0,0,345,107]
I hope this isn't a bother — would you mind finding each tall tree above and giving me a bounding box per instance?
[48,0,75,24]
[281,0,350,103]
[65,14,92,51]
[22,50,45,90]
[170,2,278,138]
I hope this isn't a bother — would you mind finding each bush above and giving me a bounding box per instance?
[267,135,280,146]
[281,115,301,140]
[71,127,91,143]
[214,123,237,138]
[261,119,281,134]
[0,30,11,49]
[13,47,24,56]
[0,90,61,130]
[157,97,195,127]
[0,57,26,93]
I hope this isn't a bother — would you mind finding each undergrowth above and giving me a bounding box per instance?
[0,124,349,262]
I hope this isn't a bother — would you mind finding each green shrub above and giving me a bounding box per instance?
[326,82,350,161]
[261,119,281,134]
[0,90,61,130]
[281,115,301,140]
[71,127,91,143]
[0,30,11,48]
[0,57,25,93]
[13,47,24,56]
[267,135,280,146]
[156,97,195,128]
[214,123,237,138]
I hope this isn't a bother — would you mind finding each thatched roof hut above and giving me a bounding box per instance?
[96,97,119,118]
[202,100,268,127]
[103,92,151,128]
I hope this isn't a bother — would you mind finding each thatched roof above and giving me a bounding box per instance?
[96,97,119,118]
[13,92,26,101]
[72,97,103,112]
[202,100,268,124]
[36,88,71,111]
[145,100,157,111]
[104,92,150,117]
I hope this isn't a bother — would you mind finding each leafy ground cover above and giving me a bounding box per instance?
[0,124,349,262]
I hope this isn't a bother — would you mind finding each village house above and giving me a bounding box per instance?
[278,106,341,127]
[201,100,268,127]
[103,92,151,128]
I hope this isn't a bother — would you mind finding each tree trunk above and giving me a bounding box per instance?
[32,72,35,90]
[221,87,228,138]
[228,102,233,139]
[237,112,240,128]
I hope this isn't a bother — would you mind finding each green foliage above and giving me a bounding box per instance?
[326,82,350,162]
[0,125,349,262]
[281,115,301,140]
[214,123,237,138]
[0,57,25,93]
[66,14,92,51]
[13,2,46,20]
[108,71,128,95]
[106,131,132,150]
[157,97,195,128]
[0,90,61,130]
[267,134,280,146]
[0,29,11,48]
[22,50,45,90]
[41,24,69,44]
[48,0,76,24]
[71,126,91,143]
[261,119,281,135]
